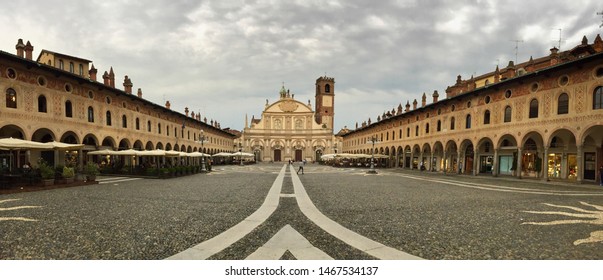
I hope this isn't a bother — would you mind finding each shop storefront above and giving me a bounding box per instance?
[498,155,514,175]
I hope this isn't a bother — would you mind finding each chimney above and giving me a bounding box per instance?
[405,101,410,112]
[165,101,171,109]
[102,71,110,86]
[15,39,25,58]
[89,64,98,81]
[506,61,516,78]
[421,93,427,107]
[24,41,33,60]
[549,47,559,66]
[123,75,133,94]
[109,67,115,88]
[432,90,439,103]
[412,99,418,110]
[137,88,143,98]
[185,107,189,117]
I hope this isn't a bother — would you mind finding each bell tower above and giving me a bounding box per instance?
[315,76,335,129]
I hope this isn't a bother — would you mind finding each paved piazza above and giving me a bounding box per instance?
[2,163,603,260]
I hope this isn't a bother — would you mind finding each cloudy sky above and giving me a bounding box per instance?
[1,0,602,131]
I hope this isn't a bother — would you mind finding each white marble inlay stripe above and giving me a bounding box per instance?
[167,164,287,260]
[246,224,333,260]
[289,165,422,260]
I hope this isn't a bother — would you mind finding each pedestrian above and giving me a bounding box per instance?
[297,160,305,175]
[599,165,603,186]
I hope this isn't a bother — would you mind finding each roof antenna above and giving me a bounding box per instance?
[553,28,565,49]
[598,11,603,28]
[510,39,524,63]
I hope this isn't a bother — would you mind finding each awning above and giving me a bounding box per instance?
[0,137,54,150]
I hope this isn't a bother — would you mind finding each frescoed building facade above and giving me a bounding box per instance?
[341,35,603,183]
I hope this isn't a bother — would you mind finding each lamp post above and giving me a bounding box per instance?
[238,142,243,166]
[199,129,206,172]
[367,136,379,174]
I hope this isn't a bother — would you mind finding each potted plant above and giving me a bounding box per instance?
[38,160,55,186]
[62,166,75,184]
[85,162,100,182]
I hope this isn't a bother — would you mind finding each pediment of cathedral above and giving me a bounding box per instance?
[265,99,313,114]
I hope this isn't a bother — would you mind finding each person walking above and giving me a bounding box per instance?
[297,160,305,175]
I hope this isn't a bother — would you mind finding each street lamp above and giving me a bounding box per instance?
[198,129,207,172]
[238,142,243,166]
[367,136,379,174]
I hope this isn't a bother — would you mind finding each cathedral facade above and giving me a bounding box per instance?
[240,77,337,162]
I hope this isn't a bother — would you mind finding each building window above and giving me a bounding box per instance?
[106,111,112,126]
[465,114,471,129]
[415,126,419,136]
[529,99,539,118]
[69,62,74,73]
[38,95,47,113]
[65,101,73,118]
[406,127,410,137]
[158,123,161,134]
[399,129,402,138]
[437,120,441,132]
[593,86,603,110]
[450,117,455,130]
[558,93,569,115]
[484,110,491,124]
[485,96,491,104]
[122,115,127,128]
[79,64,84,76]
[167,125,170,136]
[136,118,140,130]
[325,84,330,93]
[6,68,17,79]
[147,121,151,132]
[504,106,512,123]
[425,123,430,134]
[59,60,64,70]
[88,107,94,122]
[6,88,17,108]
[504,90,512,99]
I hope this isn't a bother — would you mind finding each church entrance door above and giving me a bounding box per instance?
[295,149,303,162]
[274,149,281,162]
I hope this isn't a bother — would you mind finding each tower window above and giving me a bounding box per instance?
[325,84,330,93]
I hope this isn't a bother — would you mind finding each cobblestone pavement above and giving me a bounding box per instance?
[2,163,603,259]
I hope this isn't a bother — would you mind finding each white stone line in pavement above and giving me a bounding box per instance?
[289,165,422,260]
[0,199,41,222]
[98,178,142,184]
[394,173,603,196]
[166,164,287,260]
[246,224,333,260]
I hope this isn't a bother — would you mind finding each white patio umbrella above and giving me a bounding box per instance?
[212,152,233,157]
[0,137,51,150]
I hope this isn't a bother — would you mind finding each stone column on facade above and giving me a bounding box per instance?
[473,149,479,176]
[419,151,424,170]
[457,150,462,174]
[78,149,83,171]
[517,147,523,179]
[429,149,434,172]
[492,149,499,177]
[577,145,583,183]
[543,146,549,181]
[442,151,447,175]
[410,149,414,169]
[54,149,60,167]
